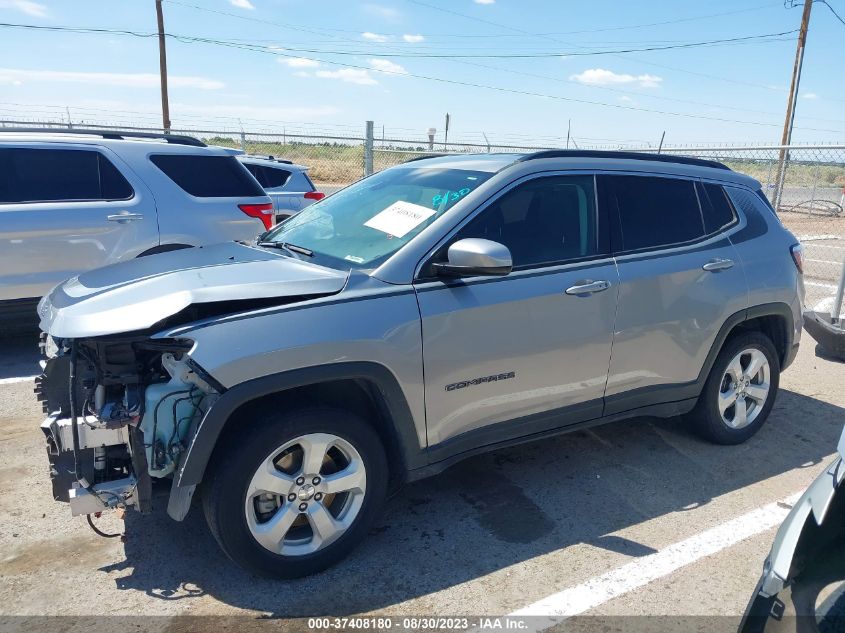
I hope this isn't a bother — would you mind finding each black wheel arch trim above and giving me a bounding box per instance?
[175,361,424,488]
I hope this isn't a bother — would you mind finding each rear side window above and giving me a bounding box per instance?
[697,182,737,234]
[0,147,133,203]
[150,154,265,198]
[602,175,704,252]
[242,163,291,189]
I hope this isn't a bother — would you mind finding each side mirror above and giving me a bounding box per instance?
[432,238,512,277]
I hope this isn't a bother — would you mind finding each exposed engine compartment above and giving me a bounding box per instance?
[37,333,218,517]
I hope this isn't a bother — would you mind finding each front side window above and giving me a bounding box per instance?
[260,166,494,270]
[0,147,133,203]
[602,175,705,252]
[449,175,598,269]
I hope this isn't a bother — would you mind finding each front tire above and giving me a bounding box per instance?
[692,331,780,445]
[202,406,388,578]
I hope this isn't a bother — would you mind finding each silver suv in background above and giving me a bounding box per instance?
[0,129,272,325]
[36,150,804,578]
[237,155,325,223]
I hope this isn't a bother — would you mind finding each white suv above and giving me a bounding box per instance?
[0,128,272,326]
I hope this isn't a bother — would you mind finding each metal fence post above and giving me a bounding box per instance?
[364,120,374,176]
[773,149,790,211]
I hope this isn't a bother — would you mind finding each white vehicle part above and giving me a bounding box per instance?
[41,413,130,452]
[69,477,138,517]
[760,454,844,597]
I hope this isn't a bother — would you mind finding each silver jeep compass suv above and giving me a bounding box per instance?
[36,150,805,577]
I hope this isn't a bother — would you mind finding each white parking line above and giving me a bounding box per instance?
[805,281,838,290]
[806,258,843,266]
[510,492,802,630]
[806,244,845,251]
[0,375,37,385]
[799,234,842,242]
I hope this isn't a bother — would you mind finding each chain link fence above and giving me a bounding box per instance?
[3,118,843,308]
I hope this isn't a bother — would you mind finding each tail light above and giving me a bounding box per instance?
[304,191,325,201]
[239,203,275,231]
[790,244,804,273]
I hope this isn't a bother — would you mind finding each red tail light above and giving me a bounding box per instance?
[790,244,804,273]
[239,203,275,231]
[304,191,325,201]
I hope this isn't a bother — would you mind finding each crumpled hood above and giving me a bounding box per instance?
[38,242,349,338]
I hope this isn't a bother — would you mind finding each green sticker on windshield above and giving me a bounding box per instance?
[432,187,471,208]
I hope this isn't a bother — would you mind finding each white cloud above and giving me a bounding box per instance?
[474,0,495,4]
[618,95,634,103]
[315,68,378,85]
[0,68,224,90]
[403,34,425,43]
[293,71,310,77]
[279,57,320,68]
[802,92,819,100]
[362,32,390,42]
[0,0,47,17]
[369,58,408,75]
[569,68,662,89]
[364,3,400,19]
[229,0,255,9]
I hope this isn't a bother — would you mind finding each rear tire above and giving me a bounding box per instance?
[692,331,780,445]
[202,406,388,578]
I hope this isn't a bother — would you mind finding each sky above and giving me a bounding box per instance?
[0,0,843,147]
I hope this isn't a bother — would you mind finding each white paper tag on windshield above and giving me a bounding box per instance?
[364,201,436,238]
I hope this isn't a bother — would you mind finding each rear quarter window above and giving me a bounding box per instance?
[150,154,265,198]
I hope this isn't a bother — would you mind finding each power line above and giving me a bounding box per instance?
[164,1,845,124]
[2,22,842,133]
[166,0,780,39]
[0,22,798,59]
[407,0,824,101]
[817,0,845,25]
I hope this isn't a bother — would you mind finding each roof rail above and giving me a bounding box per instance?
[0,127,206,147]
[402,153,448,163]
[517,149,730,171]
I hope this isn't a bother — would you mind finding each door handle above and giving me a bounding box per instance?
[107,212,144,223]
[565,280,611,296]
[702,258,734,272]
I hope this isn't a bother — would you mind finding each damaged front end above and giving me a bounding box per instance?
[37,332,218,519]
[33,241,350,525]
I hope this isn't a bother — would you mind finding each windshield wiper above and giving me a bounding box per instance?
[257,241,314,257]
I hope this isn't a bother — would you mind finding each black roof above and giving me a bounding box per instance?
[517,149,730,171]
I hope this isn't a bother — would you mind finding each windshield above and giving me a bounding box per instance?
[261,166,494,270]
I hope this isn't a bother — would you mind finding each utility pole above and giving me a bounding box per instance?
[774,0,813,210]
[155,0,171,133]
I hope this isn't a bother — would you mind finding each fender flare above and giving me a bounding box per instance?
[174,361,425,488]
[697,301,796,385]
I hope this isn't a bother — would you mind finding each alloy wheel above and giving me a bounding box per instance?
[244,433,367,556]
[717,348,771,430]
